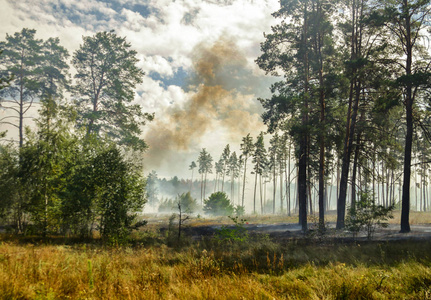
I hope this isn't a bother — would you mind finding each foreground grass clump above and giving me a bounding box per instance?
[1,236,431,299]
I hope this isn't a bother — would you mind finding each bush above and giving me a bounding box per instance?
[234,205,245,216]
[345,192,394,239]
[203,192,234,216]
[215,216,248,242]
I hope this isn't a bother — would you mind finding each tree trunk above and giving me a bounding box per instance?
[200,173,204,206]
[253,171,258,214]
[242,156,248,207]
[400,0,413,233]
[203,172,208,202]
[280,164,284,213]
[273,165,277,214]
[260,174,264,214]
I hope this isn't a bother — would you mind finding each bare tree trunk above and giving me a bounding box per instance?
[280,166,284,213]
[204,172,208,202]
[242,156,248,207]
[200,173,204,206]
[260,175,264,214]
[253,171,258,214]
[273,166,277,214]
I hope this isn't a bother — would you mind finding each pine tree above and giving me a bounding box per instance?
[240,133,254,207]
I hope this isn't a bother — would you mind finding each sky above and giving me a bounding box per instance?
[0,0,280,178]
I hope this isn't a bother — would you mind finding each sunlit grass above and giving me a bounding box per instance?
[1,233,431,299]
[1,211,430,299]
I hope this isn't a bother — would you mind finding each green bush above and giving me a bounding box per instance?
[345,192,394,239]
[203,192,234,216]
[215,216,248,242]
[234,205,245,216]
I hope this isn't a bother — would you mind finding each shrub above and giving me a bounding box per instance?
[215,216,248,242]
[203,192,234,216]
[345,192,394,239]
[235,205,245,216]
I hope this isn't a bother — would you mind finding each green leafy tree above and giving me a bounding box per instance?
[19,97,77,236]
[203,191,234,216]
[89,146,147,242]
[40,37,70,98]
[72,30,153,150]
[0,145,20,224]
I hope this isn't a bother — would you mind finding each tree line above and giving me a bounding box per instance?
[257,0,431,232]
[152,0,431,234]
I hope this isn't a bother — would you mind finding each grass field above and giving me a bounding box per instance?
[1,211,431,299]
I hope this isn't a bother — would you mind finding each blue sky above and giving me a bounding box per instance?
[0,0,279,177]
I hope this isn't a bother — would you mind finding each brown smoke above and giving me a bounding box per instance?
[144,36,264,168]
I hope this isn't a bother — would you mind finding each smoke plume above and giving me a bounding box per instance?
[144,36,264,172]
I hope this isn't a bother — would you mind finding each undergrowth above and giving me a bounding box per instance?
[1,232,431,299]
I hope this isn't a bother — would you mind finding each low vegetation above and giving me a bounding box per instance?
[1,213,430,299]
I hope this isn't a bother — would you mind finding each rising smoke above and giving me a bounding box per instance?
[144,36,265,174]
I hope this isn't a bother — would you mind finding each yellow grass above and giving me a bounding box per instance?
[1,236,431,299]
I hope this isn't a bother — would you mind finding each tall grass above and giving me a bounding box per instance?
[1,235,431,299]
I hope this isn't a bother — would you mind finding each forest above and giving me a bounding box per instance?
[1,0,431,298]
[146,0,431,234]
[1,0,431,237]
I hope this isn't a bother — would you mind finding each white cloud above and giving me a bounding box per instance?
[138,55,174,77]
[0,0,280,177]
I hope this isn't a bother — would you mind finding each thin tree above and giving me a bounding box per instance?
[240,133,254,207]
[189,161,197,193]
[220,144,230,192]
[252,132,267,214]
[228,151,240,204]
[198,148,213,204]
[269,133,279,214]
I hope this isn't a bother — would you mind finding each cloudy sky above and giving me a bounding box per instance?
[0,0,280,177]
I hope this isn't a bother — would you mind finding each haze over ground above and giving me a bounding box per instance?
[0,0,280,178]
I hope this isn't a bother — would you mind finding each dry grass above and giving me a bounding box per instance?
[1,233,431,299]
[1,211,430,299]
